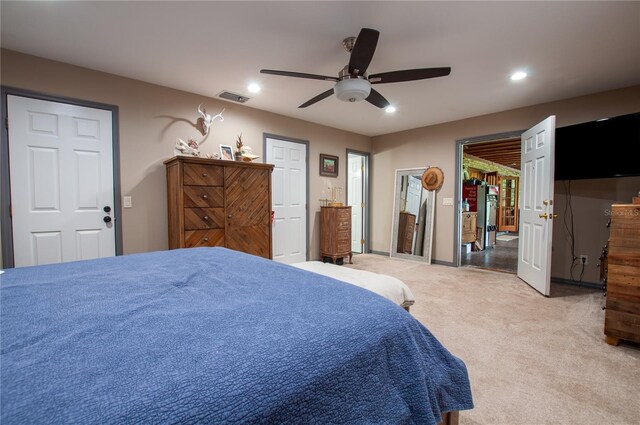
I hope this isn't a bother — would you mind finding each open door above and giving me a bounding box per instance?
[517,116,556,296]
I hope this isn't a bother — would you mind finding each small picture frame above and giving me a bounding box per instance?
[319,154,338,177]
[219,144,234,161]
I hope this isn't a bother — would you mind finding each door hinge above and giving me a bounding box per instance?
[5,118,8,129]
[361,239,365,245]
[361,202,365,209]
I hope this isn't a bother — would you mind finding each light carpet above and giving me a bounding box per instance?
[347,254,640,425]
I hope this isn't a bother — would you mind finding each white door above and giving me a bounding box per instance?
[405,176,423,248]
[517,116,556,295]
[8,95,115,267]
[348,153,364,253]
[266,137,307,264]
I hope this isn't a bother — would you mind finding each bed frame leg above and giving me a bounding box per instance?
[438,411,459,425]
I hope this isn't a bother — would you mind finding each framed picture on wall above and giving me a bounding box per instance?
[320,154,338,177]
[219,144,234,161]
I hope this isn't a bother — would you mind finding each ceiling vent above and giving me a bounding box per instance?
[218,91,250,103]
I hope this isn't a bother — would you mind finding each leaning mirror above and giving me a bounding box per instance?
[390,168,435,263]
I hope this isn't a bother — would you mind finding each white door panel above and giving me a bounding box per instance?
[517,116,556,295]
[348,154,364,253]
[8,95,115,267]
[266,137,307,264]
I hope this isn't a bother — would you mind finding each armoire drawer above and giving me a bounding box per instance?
[184,229,225,248]
[183,186,224,208]
[184,207,225,230]
[183,163,224,186]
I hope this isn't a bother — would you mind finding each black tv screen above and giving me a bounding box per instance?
[554,112,640,180]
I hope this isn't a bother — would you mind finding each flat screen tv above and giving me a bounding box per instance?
[554,112,640,180]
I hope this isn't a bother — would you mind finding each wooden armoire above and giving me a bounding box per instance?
[164,156,274,259]
[604,202,640,346]
[397,212,416,254]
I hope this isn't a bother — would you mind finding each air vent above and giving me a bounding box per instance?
[218,91,250,103]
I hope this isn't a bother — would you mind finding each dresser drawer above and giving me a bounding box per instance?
[183,163,224,186]
[184,229,225,248]
[183,186,224,208]
[184,208,225,230]
[337,239,351,253]
[337,208,351,221]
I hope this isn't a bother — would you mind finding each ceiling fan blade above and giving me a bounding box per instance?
[298,88,335,108]
[369,67,451,84]
[348,28,379,76]
[261,69,338,82]
[365,88,390,109]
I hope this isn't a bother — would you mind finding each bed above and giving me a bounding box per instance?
[0,247,472,424]
[292,260,415,310]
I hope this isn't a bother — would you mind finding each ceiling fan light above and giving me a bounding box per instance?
[334,79,371,103]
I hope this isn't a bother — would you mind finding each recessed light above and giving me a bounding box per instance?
[510,71,527,81]
[385,106,396,113]
[247,83,261,93]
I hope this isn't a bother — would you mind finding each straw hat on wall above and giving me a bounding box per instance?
[422,167,444,191]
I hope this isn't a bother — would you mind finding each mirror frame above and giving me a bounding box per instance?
[390,168,435,264]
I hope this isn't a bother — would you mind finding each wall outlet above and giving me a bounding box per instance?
[579,255,588,265]
[123,196,132,208]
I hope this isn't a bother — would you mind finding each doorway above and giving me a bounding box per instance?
[264,134,309,264]
[458,136,522,274]
[1,87,122,268]
[346,150,369,254]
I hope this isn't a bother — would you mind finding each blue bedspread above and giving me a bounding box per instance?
[1,248,472,424]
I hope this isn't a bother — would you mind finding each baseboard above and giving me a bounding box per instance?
[551,276,604,290]
[369,250,389,256]
[432,259,455,267]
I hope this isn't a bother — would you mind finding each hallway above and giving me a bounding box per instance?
[462,234,518,274]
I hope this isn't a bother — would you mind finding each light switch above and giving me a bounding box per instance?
[442,197,453,206]
[123,196,132,208]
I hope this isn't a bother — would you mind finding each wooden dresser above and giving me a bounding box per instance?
[320,206,352,264]
[164,156,274,259]
[604,202,640,345]
[461,212,477,244]
[397,212,416,254]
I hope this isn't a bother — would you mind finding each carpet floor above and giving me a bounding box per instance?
[347,254,640,425]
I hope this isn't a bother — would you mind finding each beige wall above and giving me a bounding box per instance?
[1,49,370,259]
[552,177,640,284]
[371,85,640,264]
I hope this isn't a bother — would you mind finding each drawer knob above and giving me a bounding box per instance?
[202,194,208,199]
[228,214,232,219]
[202,173,208,177]
[203,215,209,220]
[203,237,209,242]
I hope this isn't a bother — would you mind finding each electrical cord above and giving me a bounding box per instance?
[562,180,580,281]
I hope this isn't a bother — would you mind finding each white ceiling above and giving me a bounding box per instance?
[2,1,639,137]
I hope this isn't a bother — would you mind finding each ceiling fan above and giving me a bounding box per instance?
[260,28,451,109]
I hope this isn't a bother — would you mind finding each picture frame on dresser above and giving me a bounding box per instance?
[219,144,234,161]
[319,154,338,177]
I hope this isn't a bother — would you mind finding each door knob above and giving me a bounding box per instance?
[103,206,111,213]
[550,214,559,219]
[103,216,112,223]
[539,213,548,219]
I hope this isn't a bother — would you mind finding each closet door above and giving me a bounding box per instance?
[224,165,272,258]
